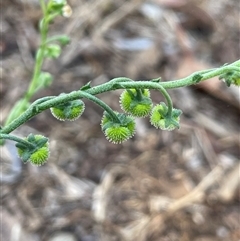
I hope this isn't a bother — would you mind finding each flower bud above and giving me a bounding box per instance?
[62,4,72,18]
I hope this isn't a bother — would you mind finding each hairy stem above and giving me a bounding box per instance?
[1,60,239,135]
[0,134,35,149]
[78,92,121,123]
[4,9,49,126]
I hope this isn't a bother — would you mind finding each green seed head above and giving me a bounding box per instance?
[105,126,131,144]
[150,103,182,131]
[29,146,49,166]
[120,89,152,117]
[17,134,50,166]
[101,112,136,144]
[50,99,85,121]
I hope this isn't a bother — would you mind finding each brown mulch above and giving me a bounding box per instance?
[1,0,239,241]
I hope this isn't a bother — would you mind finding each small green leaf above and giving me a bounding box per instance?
[15,143,28,150]
[47,0,67,14]
[57,35,70,45]
[47,35,71,46]
[192,74,203,83]
[151,77,161,82]
[80,81,92,91]
[27,134,36,142]
[32,105,40,114]
[35,137,48,148]
[21,152,31,163]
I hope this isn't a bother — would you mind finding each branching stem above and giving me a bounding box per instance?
[1,60,239,135]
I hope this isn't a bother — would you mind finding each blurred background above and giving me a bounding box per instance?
[0,0,239,240]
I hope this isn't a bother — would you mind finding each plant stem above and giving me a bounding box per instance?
[27,19,48,99]
[0,134,35,149]
[77,91,121,123]
[1,60,239,134]
[161,60,240,89]
[4,10,49,127]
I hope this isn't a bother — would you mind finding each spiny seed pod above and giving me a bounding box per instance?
[50,99,85,121]
[105,126,131,144]
[17,134,50,166]
[101,112,136,144]
[120,89,153,117]
[150,103,182,131]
